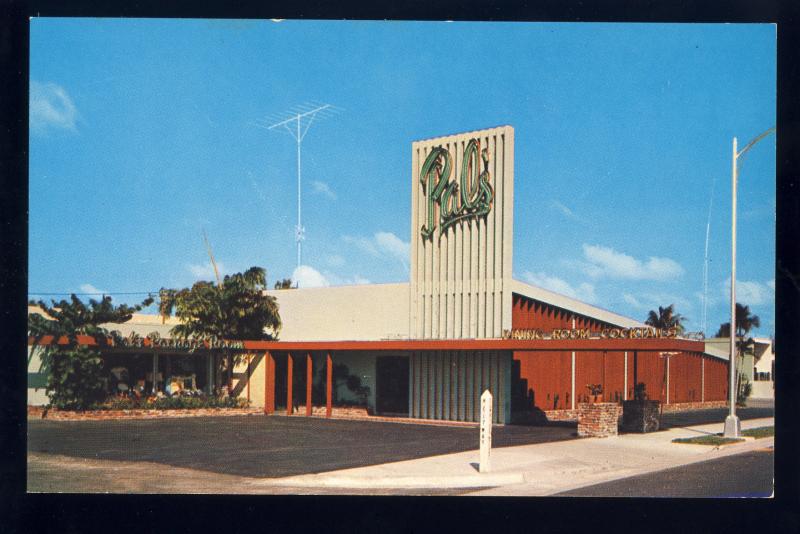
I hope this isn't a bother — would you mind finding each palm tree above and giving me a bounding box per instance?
[159,266,281,392]
[715,302,761,405]
[644,304,686,334]
[715,302,761,339]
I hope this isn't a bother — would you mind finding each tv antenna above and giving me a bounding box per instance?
[256,102,340,270]
[701,175,717,336]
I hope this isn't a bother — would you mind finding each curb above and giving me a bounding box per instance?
[254,471,524,489]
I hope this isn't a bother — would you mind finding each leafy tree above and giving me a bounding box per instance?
[274,278,295,290]
[644,304,686,333]
[28,294,154,410]
[158,266,281,391]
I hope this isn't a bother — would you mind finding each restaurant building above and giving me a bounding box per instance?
[28,126,732,423]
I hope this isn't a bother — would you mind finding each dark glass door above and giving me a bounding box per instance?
[376,356,409,415]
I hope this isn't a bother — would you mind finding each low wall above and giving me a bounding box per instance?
[750,382,774,399]
[660,400,728,412]
[545,400,730,422]
[544,409,579,422]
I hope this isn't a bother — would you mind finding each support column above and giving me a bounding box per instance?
[264,351,275,415]
[571,318,576,410]
[286,353,294,415]
[571,351,576,410]
[246,353,251,403]
[306,352,312,416]
[701,354,705,402]
[623,352,628,400]
[152,353,159,394]
[633,351,639,393]
[666,355,670,405]
[206,353,214,395]
[326,352,332,418]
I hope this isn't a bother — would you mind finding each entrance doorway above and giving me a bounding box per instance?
[375,356,409,415]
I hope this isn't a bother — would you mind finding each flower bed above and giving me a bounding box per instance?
[90,396,249,411]
[27,404,261,420]
[28,396,252,420]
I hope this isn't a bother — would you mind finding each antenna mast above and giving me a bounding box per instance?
[701,172,719,336]
[257,103,339,270]
[202,228,222,286]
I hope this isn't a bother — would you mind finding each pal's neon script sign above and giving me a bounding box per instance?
[419,138,494,239]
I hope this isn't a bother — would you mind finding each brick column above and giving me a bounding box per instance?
[326,352,332,418]
[286,353,293,416]
[306,352,312,416]
[577,402,622,438]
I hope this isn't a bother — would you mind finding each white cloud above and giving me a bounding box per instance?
[722,277,774,306]
[291,265,330,288]
[581,244,684,281]
[290,265,370,288]
[343,235,379,257]
[622,292,692,312]
[30,81,78,132]
[188,261,227,281]
[79,283,108,295]
[311,180,336,200]
[623,293,641,308]
[343,231,410,272]
[326,254,345,267]
[375,231,410,264]
[522,271,597,304]
[325,272,371,286]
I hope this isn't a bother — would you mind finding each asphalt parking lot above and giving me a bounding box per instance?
[27,416,577,478]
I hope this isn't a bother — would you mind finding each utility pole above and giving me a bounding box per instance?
[724,126,774,438]
[257,103,339,270]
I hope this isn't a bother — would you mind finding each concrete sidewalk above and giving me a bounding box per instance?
[245,417,774,495]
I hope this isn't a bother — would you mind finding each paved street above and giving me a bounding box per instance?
[555,448,774,497]
[27,415,576,479]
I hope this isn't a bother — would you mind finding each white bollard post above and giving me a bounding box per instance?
[479,389,493,473]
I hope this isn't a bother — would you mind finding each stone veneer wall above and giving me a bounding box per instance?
[546,400,730,422]
[660,400,728,412]
[577,402,622,438]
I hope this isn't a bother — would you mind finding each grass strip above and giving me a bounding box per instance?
[672,435,745,446]
[741,426,774,439]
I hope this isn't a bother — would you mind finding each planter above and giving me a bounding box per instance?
[621,400,661,433]
[577,402,622,438]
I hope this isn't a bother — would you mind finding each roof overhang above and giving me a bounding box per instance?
[30,335,711,354]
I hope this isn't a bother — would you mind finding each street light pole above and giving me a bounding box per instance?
[723,127,774,438]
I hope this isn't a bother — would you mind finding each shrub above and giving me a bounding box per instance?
[737,372,752,406]
[89,395,249,411]
[45,346,107,410]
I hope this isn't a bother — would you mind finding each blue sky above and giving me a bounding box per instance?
[29,20,776,337]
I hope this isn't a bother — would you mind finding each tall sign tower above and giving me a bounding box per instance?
[409,126,515,339]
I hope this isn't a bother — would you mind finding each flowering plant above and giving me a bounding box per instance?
[586,383,603,395]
